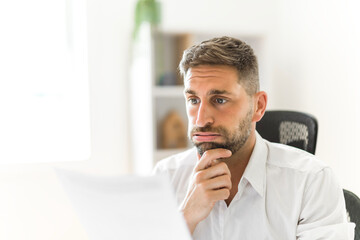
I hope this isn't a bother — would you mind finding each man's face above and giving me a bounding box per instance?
[184,65,255,157]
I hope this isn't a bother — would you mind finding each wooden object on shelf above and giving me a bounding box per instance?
[154,32,194,86]
[160,110,187,149]
[175,34,194,85]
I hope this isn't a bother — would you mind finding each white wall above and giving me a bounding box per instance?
[0,0,136,239]
[271,0,360,196]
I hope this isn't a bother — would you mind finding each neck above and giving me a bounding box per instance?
[223,131,256,172]
[222,131,257,206]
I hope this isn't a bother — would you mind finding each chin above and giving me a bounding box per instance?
[195,142,230,156]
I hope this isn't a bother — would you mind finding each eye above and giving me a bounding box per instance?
[188,97,200,105]
[214,98,228,104]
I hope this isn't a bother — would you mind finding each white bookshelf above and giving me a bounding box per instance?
[153,85,184,98]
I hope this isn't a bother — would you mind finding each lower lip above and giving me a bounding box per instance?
[193,135,221,142]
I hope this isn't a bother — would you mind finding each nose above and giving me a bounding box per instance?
[195,102,214,127]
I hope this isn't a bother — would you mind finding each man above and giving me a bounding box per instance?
[153,36,354,239]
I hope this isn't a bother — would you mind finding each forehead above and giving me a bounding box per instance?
[184,65,242,93]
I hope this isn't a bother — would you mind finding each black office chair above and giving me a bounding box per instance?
[344,189,360,239]
[256,110,359,239]
[256,110,318,154]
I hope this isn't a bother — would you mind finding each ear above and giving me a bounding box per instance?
[252,91,267,122]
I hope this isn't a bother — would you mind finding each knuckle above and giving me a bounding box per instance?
[225,189,230,198]
[219,161,226,167]
[194,171,204,183]
[218,162,227,169]
[222,175,231,188]
[226,175,231,182]
[202,151,210,159]
[197,182,205,190]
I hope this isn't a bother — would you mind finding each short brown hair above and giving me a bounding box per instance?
[179,36,259,95]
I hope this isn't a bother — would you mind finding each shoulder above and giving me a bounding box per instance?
[153,147,197,174]
[264,141,340,199]
[153,148,197,200]
[265,140,328,174]
[262,141,350,236]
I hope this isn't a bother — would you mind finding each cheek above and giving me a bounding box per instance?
[220,116,237,128]
[186,110,195,135]
[218,111,242,127]
[186,106,197,122]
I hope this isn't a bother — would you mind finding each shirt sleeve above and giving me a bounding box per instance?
[296,167,355,240]
[151,161,162,175]
[152,161,172,182]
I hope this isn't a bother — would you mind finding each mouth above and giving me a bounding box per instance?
[192,132,221,142]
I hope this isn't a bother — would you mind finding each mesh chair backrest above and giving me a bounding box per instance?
[256,111,318,154]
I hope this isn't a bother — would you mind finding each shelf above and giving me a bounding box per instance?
[153,85,184,98]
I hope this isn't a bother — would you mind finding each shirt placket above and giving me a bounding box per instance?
[222,179,248,239]
[218,200,227,240]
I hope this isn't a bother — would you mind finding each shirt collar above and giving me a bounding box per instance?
[241,131,268,197]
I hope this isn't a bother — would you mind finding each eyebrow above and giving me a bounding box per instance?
[184,89,196,95]
[184,89,232,96]
[208,89,231,95]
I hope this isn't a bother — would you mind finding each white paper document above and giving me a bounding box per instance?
[56,169,191,240]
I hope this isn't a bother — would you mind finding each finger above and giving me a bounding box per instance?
[203,174,232,190]
[207,188,231,202]
[195,162,231,182]
[195,149,232,172]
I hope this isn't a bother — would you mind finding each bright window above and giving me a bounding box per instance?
[0,0,90,164]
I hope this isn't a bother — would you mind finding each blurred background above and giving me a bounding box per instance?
[0,0,359,239]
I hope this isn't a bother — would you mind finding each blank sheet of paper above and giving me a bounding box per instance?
[56,169,191,240]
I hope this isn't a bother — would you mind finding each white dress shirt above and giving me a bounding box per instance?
[153,132,355,240]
